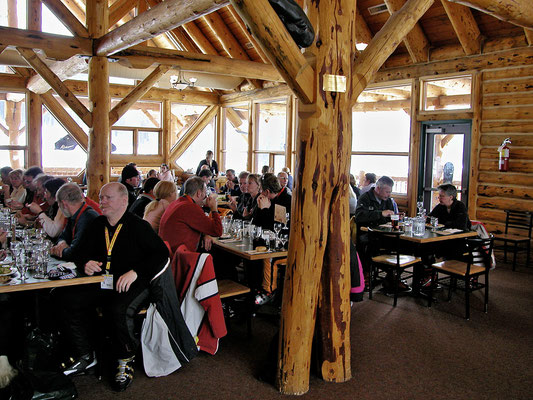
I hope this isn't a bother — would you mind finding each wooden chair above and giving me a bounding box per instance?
[218,279,253,337]
[367,229,421,307]
[493,210,532,270]
[428,235,494,320]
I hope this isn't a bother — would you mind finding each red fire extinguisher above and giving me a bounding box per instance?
[498,137,511,172]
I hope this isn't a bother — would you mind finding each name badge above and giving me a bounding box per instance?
[368,206,374,210]
[101,274,114,290]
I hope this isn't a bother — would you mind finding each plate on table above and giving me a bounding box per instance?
[0,275,12,284]
[0,266,15,276]
[435,228,463,235]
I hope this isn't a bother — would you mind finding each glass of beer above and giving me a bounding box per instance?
[391,214,400,231]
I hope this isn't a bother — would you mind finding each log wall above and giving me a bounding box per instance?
[474,65,533,237]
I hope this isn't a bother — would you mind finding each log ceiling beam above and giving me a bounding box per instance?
[182,21,219,54]
[95,0,230,56]
[41,0,89,38]
[17,47,92,127]
[375,45,533,82]
[220,83,291,104]
[115,46,283,82]
[109,0,138,27]
[356,6,373,45]
[229,0,315,104]
[384,0,430,63]
[201,10,261,89]
[26,55,89,94]
[441,0,481,55]
[109,64,171,126]
[447,0,533,30]
[0,74,26,89]
[61,0,85,25]
[525,29,533,46]
[353,0,435,106]
[40,90,88,150]
[0,26,92,59]
[227,5,269,63]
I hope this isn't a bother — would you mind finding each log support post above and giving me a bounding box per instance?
[27,0,42,168]
[87,0,110,200]
[276,0,355,394]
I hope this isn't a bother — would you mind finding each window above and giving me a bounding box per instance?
[176,116,216,172]
[110,100,162,156]
[170,104,207,148]
[0,92,27,169]
[421,75,472,111]
[254,99,287,173]
[0,2,26,29]
[41,106,87,176]
[223,105,249,173]
[352,84,412,194]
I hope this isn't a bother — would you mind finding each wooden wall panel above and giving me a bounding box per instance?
[474,65,533,251]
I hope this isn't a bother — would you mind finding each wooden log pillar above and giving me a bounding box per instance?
[27,0,42,167]
[87,0,110,200]
[277,0,355,394]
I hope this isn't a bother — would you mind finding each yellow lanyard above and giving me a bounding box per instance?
[104,224,123,272]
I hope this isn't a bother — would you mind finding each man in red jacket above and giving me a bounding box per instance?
[159,176,222,255]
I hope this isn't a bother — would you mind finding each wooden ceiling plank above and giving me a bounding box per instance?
[0,26,92,59]
[168,27,201,52]
[182,21,219,54]
[356,6,373,45]
[60,0,86,25]
[201,10,261,88]
[40,90,88,150]
[353,0,435,105]
[440,0,481,55]
[525,29,533,46]
[41,0,89,37]
[27,55,89,94]
[384,0,430,63]
[109,64,171,125]
[116,46,283,81]
[109,0,138,27]
[229,0,314,104]
[17,47,92,127]
[447,0,533,30]
[226,4,269,63]
[95,0,230,56]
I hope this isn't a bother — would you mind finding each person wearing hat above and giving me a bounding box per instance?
[129,177,160,218]
[120,164,140,208]
[29,178,67,239]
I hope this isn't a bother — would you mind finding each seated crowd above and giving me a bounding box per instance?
[0,158,473,393]
[0,157,294,392]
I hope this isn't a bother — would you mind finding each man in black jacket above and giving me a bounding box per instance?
[59,182,169,392]
[120,164,140,208]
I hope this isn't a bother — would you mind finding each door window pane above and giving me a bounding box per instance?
[138,131,159,155]
[351,155,408,194]
[273,155,286,173]
[255,153,270,174]
[224,106,249,173]
[176,117,216,172]
[111,130,133,154]
[0,93,27,146]
[422,76,472,111]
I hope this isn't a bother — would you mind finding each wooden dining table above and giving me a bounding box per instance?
[213,236,288,261]
[0,259,104,294]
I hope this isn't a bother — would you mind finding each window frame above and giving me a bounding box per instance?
[419,72,474,113]
[0,89,28,169]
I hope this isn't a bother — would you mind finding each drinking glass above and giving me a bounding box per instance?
[390,214,400,231]
[262,230,273,251]
[273,222,282,246]
[430,217,439,232]
[416,200,423,216]
[284,213,290,229]
[413,216,426,237]
[242,221,251,238]
[280,233,289,250]
[403,218,413,234]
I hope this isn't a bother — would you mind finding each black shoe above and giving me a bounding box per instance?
[62,352,97,376]
[113,356,134,392]
[382,279,411,295]
[255,290,275,306]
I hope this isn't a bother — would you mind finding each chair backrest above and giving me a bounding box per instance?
[465,234,494,273]
[368,228,403,265]
[504,210,533,238]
